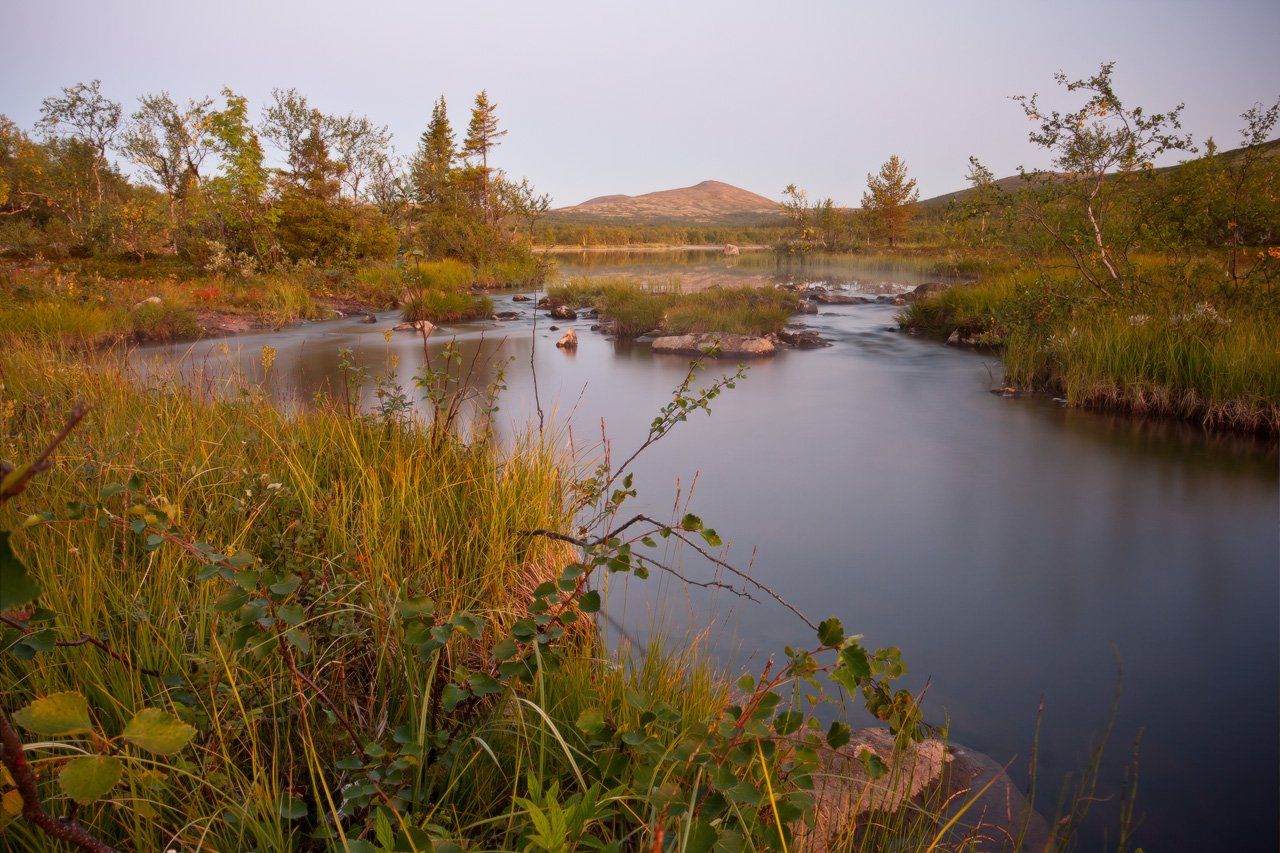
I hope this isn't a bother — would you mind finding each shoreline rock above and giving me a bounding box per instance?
[393,319,435,334]
[651,333,775,357]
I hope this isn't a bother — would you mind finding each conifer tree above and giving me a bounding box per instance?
[861,154,919,247]
[411,96,455,205]
[462,90,506,216]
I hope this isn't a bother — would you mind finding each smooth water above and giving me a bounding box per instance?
[135,252,1279,851]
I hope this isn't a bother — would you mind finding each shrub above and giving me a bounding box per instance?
[402,289,493,323]
[128,301,200,341]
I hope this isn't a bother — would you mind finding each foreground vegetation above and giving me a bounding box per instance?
[0,341,934,851]
[2,340,1143,850]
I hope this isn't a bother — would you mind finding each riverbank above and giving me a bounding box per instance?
[0,255,545,347]
[536,243,770,254]
[900,265,1280,434]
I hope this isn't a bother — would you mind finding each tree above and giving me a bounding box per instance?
[261,88,317,178]
[861,155,919,247]
[35,80,121,204]
[326,113,392,201]
[411,97,456,206]
[117,93,214,245]
[959,156,998,243]
[1011,62,1194,299]
[205,89,274,262]
[462,90,507,217]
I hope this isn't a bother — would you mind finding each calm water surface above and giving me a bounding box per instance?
[136,252,1279,851]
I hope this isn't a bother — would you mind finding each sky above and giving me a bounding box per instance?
[4,0,1278,207]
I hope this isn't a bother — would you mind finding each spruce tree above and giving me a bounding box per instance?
[412,96,455,205]
[462,90,506,216]
[861,154,919,247]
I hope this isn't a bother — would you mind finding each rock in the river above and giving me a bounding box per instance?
[812,292,873,305]
[132,295,163,310]
[556,328,578,349]
[777,327,831,349]
[799,728,1051,851]
[900,282,950,302]
[548,304,578,320]
[512,294,531,302]
[360,313,377,324]
[393,319,435,334]
[722,243,740,256]
[797,299,818,315]
[946,329,979,347]
[493,311,521,321]
[651,333,775,357]
[548,325,560,331]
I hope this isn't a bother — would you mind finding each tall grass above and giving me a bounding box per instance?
[0,342,580,848]
[901,266,1280,432]
[548,278,798,337]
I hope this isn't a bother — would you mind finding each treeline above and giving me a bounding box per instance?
[0,82,547,272]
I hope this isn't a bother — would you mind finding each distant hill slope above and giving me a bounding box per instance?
[918,138,1280,209]
[553,180,784,223]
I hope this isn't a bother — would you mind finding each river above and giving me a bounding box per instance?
[135,250,1279,851]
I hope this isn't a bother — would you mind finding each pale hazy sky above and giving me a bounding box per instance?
[5,0,1278,206]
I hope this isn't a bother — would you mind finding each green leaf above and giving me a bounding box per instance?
[122,707,196,755]
[736,674,755,692]
[57,755,123,804]
[858,748,889,780]
[214,587,248,613]
[576,706,607,737]
[0,531,41,611]
[441,683,467,711]
[286,628,311,653]
[278,792,308,820]
[700,528,722,548]
[397,596,435,619]
[490,637,518,661]
[13,692,92,735]
[269,575,301,596]
[817,617,844,647]
[578,590,601,613]
[839,641,872,679]
[773,711,804,735]
[679,513,703,532]
[277,603,305,626]
[826,721,852,749]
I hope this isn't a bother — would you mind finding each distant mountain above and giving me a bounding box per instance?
[553,180,783,223]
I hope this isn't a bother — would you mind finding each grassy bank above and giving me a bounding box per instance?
[548,278,799,337]
[0,254,547,347]
[901,265,1280,433]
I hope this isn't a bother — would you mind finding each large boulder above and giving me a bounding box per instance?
[556,328,578,349]
[393,319,435,334]
[650,333,775,357]
[900,282,950,303]
[511,294,531,302]
[812,292,873,305]
[549,304,578,320]
[800,728,1052,851]
[777,327,831,349]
